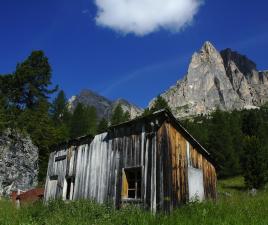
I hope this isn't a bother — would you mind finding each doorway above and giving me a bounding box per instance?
[64,176,75,200]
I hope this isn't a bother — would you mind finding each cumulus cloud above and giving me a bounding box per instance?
[95,0,203,36]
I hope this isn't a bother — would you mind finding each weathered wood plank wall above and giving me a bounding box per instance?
[110,122,158,211]
[162,121,217,209]
[44,133,119,204]
[44,114,217,212]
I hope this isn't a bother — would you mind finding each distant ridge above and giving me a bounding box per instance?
[68,89,143,119]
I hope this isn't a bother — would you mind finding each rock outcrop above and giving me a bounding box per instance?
[68,89,143,119]
[0,129,38,197]
[221,49,268,106]
[150,42,268,118]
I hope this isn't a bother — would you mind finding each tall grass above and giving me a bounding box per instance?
[0,177,267,225]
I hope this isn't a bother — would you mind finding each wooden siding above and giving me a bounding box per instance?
[110,123,159,212]
[44,115,217,212]
[121,170,128,199]
[44,133,119,203]
[162,121,217,207]
[189,143,217,199]
[44,149,69,200]
[157,122,189,211]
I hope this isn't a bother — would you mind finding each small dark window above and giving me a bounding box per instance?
[50,175,58,180]
[123,167,141,200]
[55,155,66,162]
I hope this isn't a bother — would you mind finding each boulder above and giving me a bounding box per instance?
[0,129,38,197]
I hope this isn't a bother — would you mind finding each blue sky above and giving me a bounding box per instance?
[0,0,267,108]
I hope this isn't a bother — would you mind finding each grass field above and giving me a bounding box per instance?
[0,177,267,225]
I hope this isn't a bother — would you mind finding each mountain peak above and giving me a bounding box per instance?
[151,42,268,118]
[190,41,221,66]
[68,89,143,119]
[200,41,217,55]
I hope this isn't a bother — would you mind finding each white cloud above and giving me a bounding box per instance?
[95,0,203,36]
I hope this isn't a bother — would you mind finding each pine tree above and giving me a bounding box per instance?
[123,110,130,122]
[17,100,61,182]
[70,103,97,138]
[84,106,97,136]
[50,90,71,127]
[0,95,7,132]
[207,110,240,178]
[242,110,262,137]
[182,115,209,149]
[11,51,57,109]
[97,118,108,134]
[0,74,13,100]
[143,95,171,116]
[70,103,86,138]
[0,51,65,182]
[110,104,130,126]
[150,95,171,113]
[142,108,151,116]
[242,136,268,189]
[51,90,67,121]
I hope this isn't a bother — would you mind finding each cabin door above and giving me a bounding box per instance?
[188,167,205,201]
[63,177,75,200]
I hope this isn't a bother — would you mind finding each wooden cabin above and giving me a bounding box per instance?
[44,109,217,212]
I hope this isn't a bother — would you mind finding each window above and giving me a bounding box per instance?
[55,155,66,162]
[122,167,141,200]
[50,175,58,180]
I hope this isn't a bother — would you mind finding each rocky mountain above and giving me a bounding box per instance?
[68,89,143,119]
[0,129,38,197]
[150,41,268,118]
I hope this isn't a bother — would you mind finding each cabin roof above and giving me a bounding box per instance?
[52,134,94,150]
[109,109,216,167]
[54,109,216,167]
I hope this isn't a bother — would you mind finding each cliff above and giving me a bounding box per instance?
[0,129,38,197]
[150,42,268,118]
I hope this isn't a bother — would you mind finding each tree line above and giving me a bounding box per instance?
[1,50,267,189]
[182,107,268,189]
[145,96,268,188]
[0,51,130,182]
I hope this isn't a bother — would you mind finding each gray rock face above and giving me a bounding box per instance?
[0,129,38,197]
[150,42,268,118]
[111,98,143,119]
[68,89,143,119]
[221,48,268,106]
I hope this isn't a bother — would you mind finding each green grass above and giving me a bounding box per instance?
[0,177,268,225]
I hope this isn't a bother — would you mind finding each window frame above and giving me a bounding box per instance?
[121,166,142,201]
